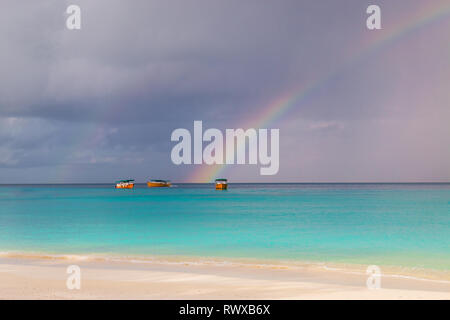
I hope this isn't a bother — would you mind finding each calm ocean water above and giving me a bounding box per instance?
[0,183,449,270]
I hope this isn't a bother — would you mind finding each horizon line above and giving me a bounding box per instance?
[1,181,449,185]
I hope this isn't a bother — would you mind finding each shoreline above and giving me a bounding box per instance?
[1,250,449,283]
[1,253,449,299]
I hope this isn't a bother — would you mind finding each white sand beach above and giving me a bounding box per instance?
[0,256,448,300]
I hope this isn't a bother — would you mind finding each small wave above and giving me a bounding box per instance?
[1,251,449,284]
[0,251,91,262]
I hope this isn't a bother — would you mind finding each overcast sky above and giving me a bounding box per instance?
[0,0,449,183]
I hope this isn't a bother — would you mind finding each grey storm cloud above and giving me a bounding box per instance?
[1,0,305,122]
[0,0,449,182]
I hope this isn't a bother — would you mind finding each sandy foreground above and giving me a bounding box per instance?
[0,257,449,300]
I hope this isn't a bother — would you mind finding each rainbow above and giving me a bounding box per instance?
[189,0,450,182]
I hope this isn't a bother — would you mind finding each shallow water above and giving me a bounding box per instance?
[0,183,449,271]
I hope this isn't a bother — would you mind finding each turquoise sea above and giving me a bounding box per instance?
[0,183,449,271]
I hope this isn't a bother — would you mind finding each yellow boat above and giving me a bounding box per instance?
[215,178,228,190]
[147,179,171,188]
[115,179,135,189]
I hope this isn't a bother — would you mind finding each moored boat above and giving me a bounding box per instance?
[215,178,228,190]
[147,179,171,188]
[115,179,135,189]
